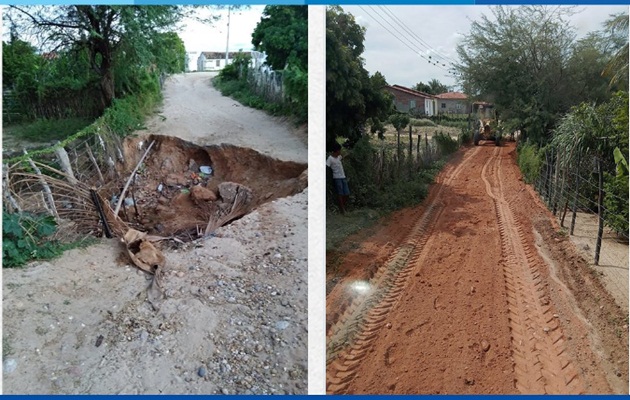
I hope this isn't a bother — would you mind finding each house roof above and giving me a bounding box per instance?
[436,92,467,100]
[387,85,435,99]
[199,51,251,59]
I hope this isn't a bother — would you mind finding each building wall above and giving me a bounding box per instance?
[437,98,470,114]
[385,88,427,114]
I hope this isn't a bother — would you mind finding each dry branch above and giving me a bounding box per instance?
[114,140,155,217]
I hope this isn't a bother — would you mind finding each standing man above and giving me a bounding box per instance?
[326,142,350,214]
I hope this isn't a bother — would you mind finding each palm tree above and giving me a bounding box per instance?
[602,13,628,86]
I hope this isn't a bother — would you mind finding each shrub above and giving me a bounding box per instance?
[517,143,543,183]
[3,212,61,268]
[433,131,459,155]
[604,172,629,239]
[410,118,436,127]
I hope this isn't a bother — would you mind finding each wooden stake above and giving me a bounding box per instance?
[24,150,58,219]
[85,142,105,184]
[54,144,78,185]
[114,140,155,217]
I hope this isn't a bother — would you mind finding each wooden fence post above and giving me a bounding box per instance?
[594,156,605,266]
[570,153,581,235]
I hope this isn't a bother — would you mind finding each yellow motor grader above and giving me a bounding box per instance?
[473,119,501,146]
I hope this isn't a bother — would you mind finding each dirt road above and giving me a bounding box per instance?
[3,73,308,394]
[326,142,628,394]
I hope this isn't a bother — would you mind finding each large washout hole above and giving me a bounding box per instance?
[105,135,307,241]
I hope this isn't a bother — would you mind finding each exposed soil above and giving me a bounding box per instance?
[3,72,308,394]
[109,135,307,239]
[326,142,628,394]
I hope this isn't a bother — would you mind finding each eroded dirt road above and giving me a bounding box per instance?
[3,72,308,394]
[326,142,628,394]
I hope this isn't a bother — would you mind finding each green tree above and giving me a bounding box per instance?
[2,38,40,90]
[251,6,308,122]
[326,6,392,147]
[251,5,307,71]
[413,78,449,95]
[602,13,629,88]
[6,6,199,111]
[455,6,578,143]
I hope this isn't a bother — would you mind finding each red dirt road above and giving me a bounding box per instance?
[326,142,628,394]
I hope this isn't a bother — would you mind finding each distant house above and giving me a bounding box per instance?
[384,85,436,116]
[196,51,253,72]
[435,92,470,114]
[472,101,495,119]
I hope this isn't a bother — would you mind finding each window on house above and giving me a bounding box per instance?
[441,103,446,108]
[216,60,220,67]
[410,100,416,109]
[456,103,462,109]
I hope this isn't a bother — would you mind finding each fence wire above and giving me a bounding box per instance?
[3,128,131,242]
[533,147,628,267]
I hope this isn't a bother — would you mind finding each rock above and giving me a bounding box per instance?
[221,388,229,395]
[3,359,17,374]
[386,322,392,329]
[165,173,188,187]
[481,340,490,352]
[177,271,185,278]
[198,366,207,377]
[189,159,199,172]
[161,158,176,174]
[464,377,475,385]
[190,185,218,202]
[275,320,290,330]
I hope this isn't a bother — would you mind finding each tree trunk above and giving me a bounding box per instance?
[100,67,115,110]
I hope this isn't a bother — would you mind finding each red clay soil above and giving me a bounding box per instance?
[326,142,628,394]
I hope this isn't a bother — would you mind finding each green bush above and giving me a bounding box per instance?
[410,118,436,127]
[433,131,459,155]
[517,143,543,183]
[604,173,629,239]
[3,212,61,268]
[459,127,472,145]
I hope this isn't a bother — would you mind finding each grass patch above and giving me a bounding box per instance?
[213,78,286,117]
[326,208,383,251]
[4,117,94,143]
[3,337,13,358]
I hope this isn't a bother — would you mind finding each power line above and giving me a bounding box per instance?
[378,5,459,66]
[357,5,450,73]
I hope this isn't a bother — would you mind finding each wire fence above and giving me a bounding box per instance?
[533,147,628,267]
[3,125,132,242]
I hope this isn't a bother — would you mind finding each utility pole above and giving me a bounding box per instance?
[224,6,231,66]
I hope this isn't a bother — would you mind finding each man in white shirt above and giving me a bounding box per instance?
[326,142,349,214]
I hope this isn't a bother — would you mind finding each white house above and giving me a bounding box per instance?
[198,51,264,72]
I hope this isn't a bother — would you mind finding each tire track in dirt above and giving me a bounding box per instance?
[326,147,480,393]
[481,146,583,394]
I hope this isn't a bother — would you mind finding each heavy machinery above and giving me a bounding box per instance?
[473,119,501,146]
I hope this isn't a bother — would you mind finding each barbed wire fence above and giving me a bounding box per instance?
[534,146,628,268]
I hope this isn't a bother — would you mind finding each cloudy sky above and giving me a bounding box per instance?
[343,5,628,91]
[179,5,265,71]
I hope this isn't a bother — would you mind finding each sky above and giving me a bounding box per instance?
[343,5,629,91]
[179,5,265,71]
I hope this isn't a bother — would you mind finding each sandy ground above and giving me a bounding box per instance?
[326,142,628,394]
[3,72,308,394]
